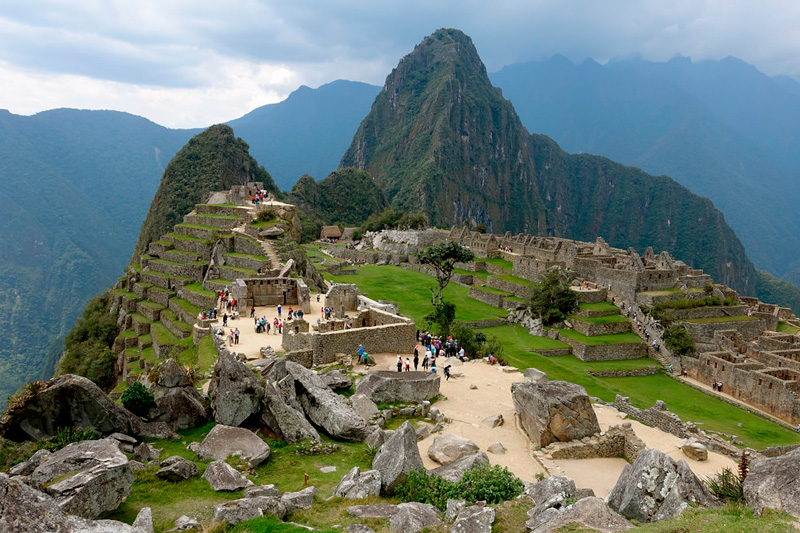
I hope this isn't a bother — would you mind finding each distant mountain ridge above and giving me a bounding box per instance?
[341,28,756,295]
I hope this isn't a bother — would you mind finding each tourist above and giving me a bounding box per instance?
[250,305,255,317]
[397,355,403,373]
[422,353,429,370]
[459,346,467,362]
[712,382,717,391]
[669,365,673,374]
[273,318,279,334]
[316,294,320,302]
[430,361,437,374]
[488,353,497,365]
[359,345,366,367]
[405,358,411,372]
[277,304,282,318]
[717,382,723,392]
[234,328,240,344]
[683,368,688,377]
[222,312,228,327]
[413,350,419,371]
[444,365,451,381]
[278,321,283,334]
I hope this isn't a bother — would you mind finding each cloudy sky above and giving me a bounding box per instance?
[1,0,797,128]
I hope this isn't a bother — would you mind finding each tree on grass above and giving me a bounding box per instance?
[663,325,695,356]
[418,241,475,306]
[425,301,456,337]
[527,267,578,325]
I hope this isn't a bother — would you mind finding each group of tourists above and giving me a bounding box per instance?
[254,316,283,335]
[250,188,272,206]
[712,381,724,392]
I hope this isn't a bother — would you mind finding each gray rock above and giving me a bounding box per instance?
[261,381,321,444]
[372,421,424,495]
[681,438,708,461]
[743,447,800,519]
[156,456,199,482]
[428,434,480,465]
[431,452,490,483]
[512,380,600,447]
[209,349,264,427]
[365,427,388,448]
[526,496,634,533]
[445,499,467,523]
[197,424,271,466]
[27,438,134,519]
[345,525,376,533]
[0,473,142,532]
[321,369,353,391]
[108,432,137,444]
[281,486,317,514]
[524,475,576,518]
[607,448,719,522]
[451,505,495,533]
[285,361,369,442]
[129,460,146,472]
[334,466,382,499]
[487,442,506,454]
[132,507,155,533]
[523,368,549,383]
[155,358,192,388]
[132,442,161,463]
[203,460,254,491]
[481,414,504,428]
[351,393,381,422]
[244,484,282,499]
[150,383,207,431]
[347,503,399,518]
[356,370,441,403]
[212,495,286,525]
[320,466,337,473]
[166,515,201,531]
[8,449,51,477]
[390,502,442,533]
[416,424,432,441]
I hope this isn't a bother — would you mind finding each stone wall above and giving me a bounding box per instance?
[467,287,506,308]
[681,319,767,344]
[556,335,647,361]
[326,284,361,312]
[486,276,531,298]
[613,396,688,438]
[586,367,660,377]
[231,277,310,313]
[543,424,645,462]
[570,318,631,337]
[661,305,747,321]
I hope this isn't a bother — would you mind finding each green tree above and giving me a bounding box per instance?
[527,267,578,326]
[121,381,156,417]
[663,325,695,356]
[417,241,475,305]
[425,301,456,337]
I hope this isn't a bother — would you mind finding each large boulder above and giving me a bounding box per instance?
[743,447,800,519]
[334,466,383,499]
[523,368,548,384]
[372,421,424,495]
[607,448,719,523]
[146,359,207,430]
[203,460,254,491]
[512,381,600,447]
[427,434,480,465]
[524,475,577,514]
[212,496,286,525]
[281,486,317,514]
[197,424,271,466]
[526,497,634,533]
[351,393,381,423]
[0,473,150,533]
[285,361,369,442]
[0,374,143,442]
[156,456,199,482]
[209,349,264,427]
[389,502,442,533]
[26,438,134,519]
[431,452,489,483]
[452,505,495,533]
[320,369,353,391]
[680,438,708,461]
[355,370,441,403]
[261,381,320,444]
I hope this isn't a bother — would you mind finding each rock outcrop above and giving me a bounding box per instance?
[355,370,441,403]
[607,448,719,522]
[526,496,634,533]
[26,438,134,519]
[281,486,317,514]
[156,456,199,482]
[209,350,264,427]
[260,381,320,444]
[213,495,286,525]
[452,505,495,533]
[427,434,480,465]
[389,502,442,533]
[334,466,383,499]
[146,359,207,430]
[197,424,271,466]
[372,420,424,495]
[512,380,600,447]
[430,452,489,483]
[743,447,800,519]
[285,361,369,442]
[203,460,254,491]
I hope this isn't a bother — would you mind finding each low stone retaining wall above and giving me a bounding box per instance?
[179,287,217,311]
[574,307,617,319]
[139,271,191,291]
[230,234,264,256]
[530,348,573,357]
[458,319,508,329]
[136,301,164,322]
[146,259,205,280]
[586,366,659,377]
[161,250,200,264]
[170,237,212,259]
[543,424,644,462]
[572,287,608,304]
[452,273,474,285]
[468,287,506,308]
[661,305,747,320]
[285,349,313,368]
[558,335,647,361]
[224,253,269,271]
[175,224,218,240]
[680,319,767,343]
[614,396,688,438]
[571,318,631,337]
[146,287,175,307]
[486,276,531,298]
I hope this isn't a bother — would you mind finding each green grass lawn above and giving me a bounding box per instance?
[554,328,643,345]
[478,324,800,449]
[579,302,619,312]
[482,257,513,270]
[683,315,759,324]
[472,285,513,296]
[777,321,800,334]
[490,273,534,286]
[326,265,505,323]
[570,314,628,324]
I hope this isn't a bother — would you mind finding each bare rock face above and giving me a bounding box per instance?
[607,448,719,523]
[156,456,199,482]
[8,449,51,476]
[523,368,549,384]
[212,496,286,525]
[743,447,800,519]
[351,393,381,423]
[0,374,143,442]
[526,497,634,533]
[261,381,320,444]
[209,349,265,427]
[285,361,369,442]
[281,486,317,514]
[334,466,383,499]
[452,505,495,533]
[356,370,441,403]
[26,438,134,519]
[680,438,708,461]
[430,452,489,483]
[203,460,254,491]
[132,442,161,463]
[512,381,600,447]
[0,473,148,533]
[321,369,353,391]
[372,421,424,495]
[389,502,442,533]
[197,424,271,466]
[146,359,207,430]
[427,434,480,465]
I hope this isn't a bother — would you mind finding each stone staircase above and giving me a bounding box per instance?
[612,293,680,371]
[259,239,282,270]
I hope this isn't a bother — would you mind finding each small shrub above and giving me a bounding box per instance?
[705,467,744,502]
[36,427,97,452]
[121,381,156,417]
[294,439,338,456]
[535,472,546,481]
[663,324,695,356]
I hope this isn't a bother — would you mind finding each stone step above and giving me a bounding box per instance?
[174,223,219,240]
[139,270,194,291]
[183,213,245,230]
[195,203,252,218]
[164,233,213,259]
[179,283,219,311]
[223,252,271,272]
[146,258,206,280]
[160,249,201,264]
